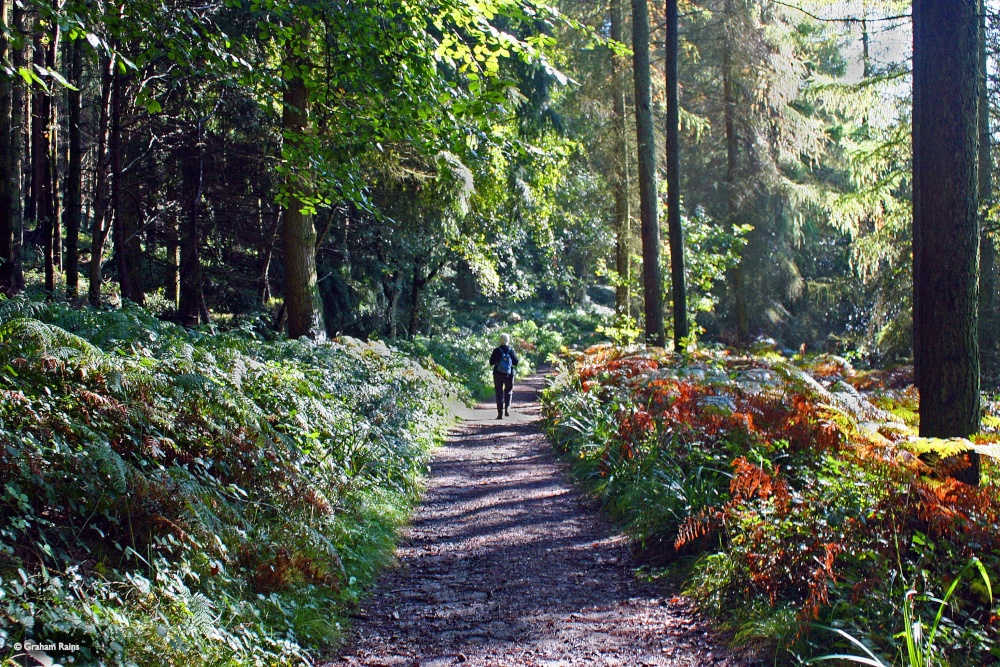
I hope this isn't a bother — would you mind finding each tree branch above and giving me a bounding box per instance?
[769,1,910,24]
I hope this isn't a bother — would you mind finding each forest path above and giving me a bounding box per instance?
[328,373,749,667]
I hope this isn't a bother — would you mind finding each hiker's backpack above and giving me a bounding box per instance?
[496,348,514,375]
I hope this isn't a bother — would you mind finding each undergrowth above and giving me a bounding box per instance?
[399,308,602,399]
[0,299,455,666]
[541,343,1000,665]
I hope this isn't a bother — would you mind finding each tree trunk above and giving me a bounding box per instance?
[32,23,55,296]
[110,63,126,301]
[610,0,631,316]
[722,0,748,343]
[281,20,325,340]
[861,17,871,79]
[4,1,25,293]
[384,271,401,340]
[456,261,478,301]
[0,0,13,295]
[24,37,34,231]
[179,126,207,326]
[408,260,443,338]
[409,261,422,338]
[48,11,60,274]
[665,0,687,348]
[88,54,113,307]
[110,65,143,306]
[64,36,82,298]
[388,291,400,338]
[912,0,981,483]
[258,200,279,305]
[859,12,872,129]
[631,0,664,346]
[166,216,179,308]
[978,0,998,368]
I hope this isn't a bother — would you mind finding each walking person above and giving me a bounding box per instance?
[489,333,518,419]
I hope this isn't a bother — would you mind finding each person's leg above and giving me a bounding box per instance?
[493,372,504,419]
[503,374,513,415]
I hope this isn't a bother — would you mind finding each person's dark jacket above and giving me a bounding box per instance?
[489,345,518,375]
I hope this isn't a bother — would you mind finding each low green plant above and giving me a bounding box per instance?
[399,310,598,400]
[398,330,500,400]
[809,558,993,667]
[0,298,456,666]
[542,343,1000,665]
[596,313,642,347]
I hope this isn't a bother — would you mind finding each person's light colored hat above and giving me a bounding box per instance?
[499,333,510,345]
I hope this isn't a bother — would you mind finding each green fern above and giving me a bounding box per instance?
[0,299,456,666]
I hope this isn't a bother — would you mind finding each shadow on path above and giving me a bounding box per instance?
[328,374,751,667]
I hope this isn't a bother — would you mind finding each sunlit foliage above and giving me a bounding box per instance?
[0,300,454,665]
[542,342,1000,664]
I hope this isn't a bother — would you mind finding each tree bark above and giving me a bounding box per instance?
[166,215,179,308]
[24,36,34,230]
[725,71,747,342]
[409,261,422,338]
[179,126,207,326]
[722,0,748,343]
[631,0,664,346]
[912,0,981,483]
[64,36,82,298]
[110,62,126,301]
[0,0,14,294]
[88,54,113,307]
[258,198,279,305]
[281,20,326,340]
[31,22,55,295]
[978,0,997,365]
[48,11,59,274]
[861,17,871,79]
[4,1,25,293]
[665,0,687,348]
[384,270,401,340]
[110,65,143,305]
[407,260,443,339]
[610,0,631,316]
[30,28,43,277]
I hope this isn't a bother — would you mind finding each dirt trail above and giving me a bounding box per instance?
[330,373,750,667]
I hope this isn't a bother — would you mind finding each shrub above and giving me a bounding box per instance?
[0,299,455,666]
[398,310,593,400]
[541,343,1000,665]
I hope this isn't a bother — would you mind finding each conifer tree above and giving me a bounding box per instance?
[665,0,686,347]
[631,0,664,346]
[912,0,981,483]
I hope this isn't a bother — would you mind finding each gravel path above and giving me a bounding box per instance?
[329,373,750,667]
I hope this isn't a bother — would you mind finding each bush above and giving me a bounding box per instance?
[397,330,500,401]
[541,343,1000,665]
[397,308,599,400]
[0,299,455,666]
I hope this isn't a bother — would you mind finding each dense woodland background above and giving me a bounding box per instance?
[4,0,1000,665]
[0,0,995,371]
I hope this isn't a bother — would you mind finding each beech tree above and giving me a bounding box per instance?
[279,15,325,340]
